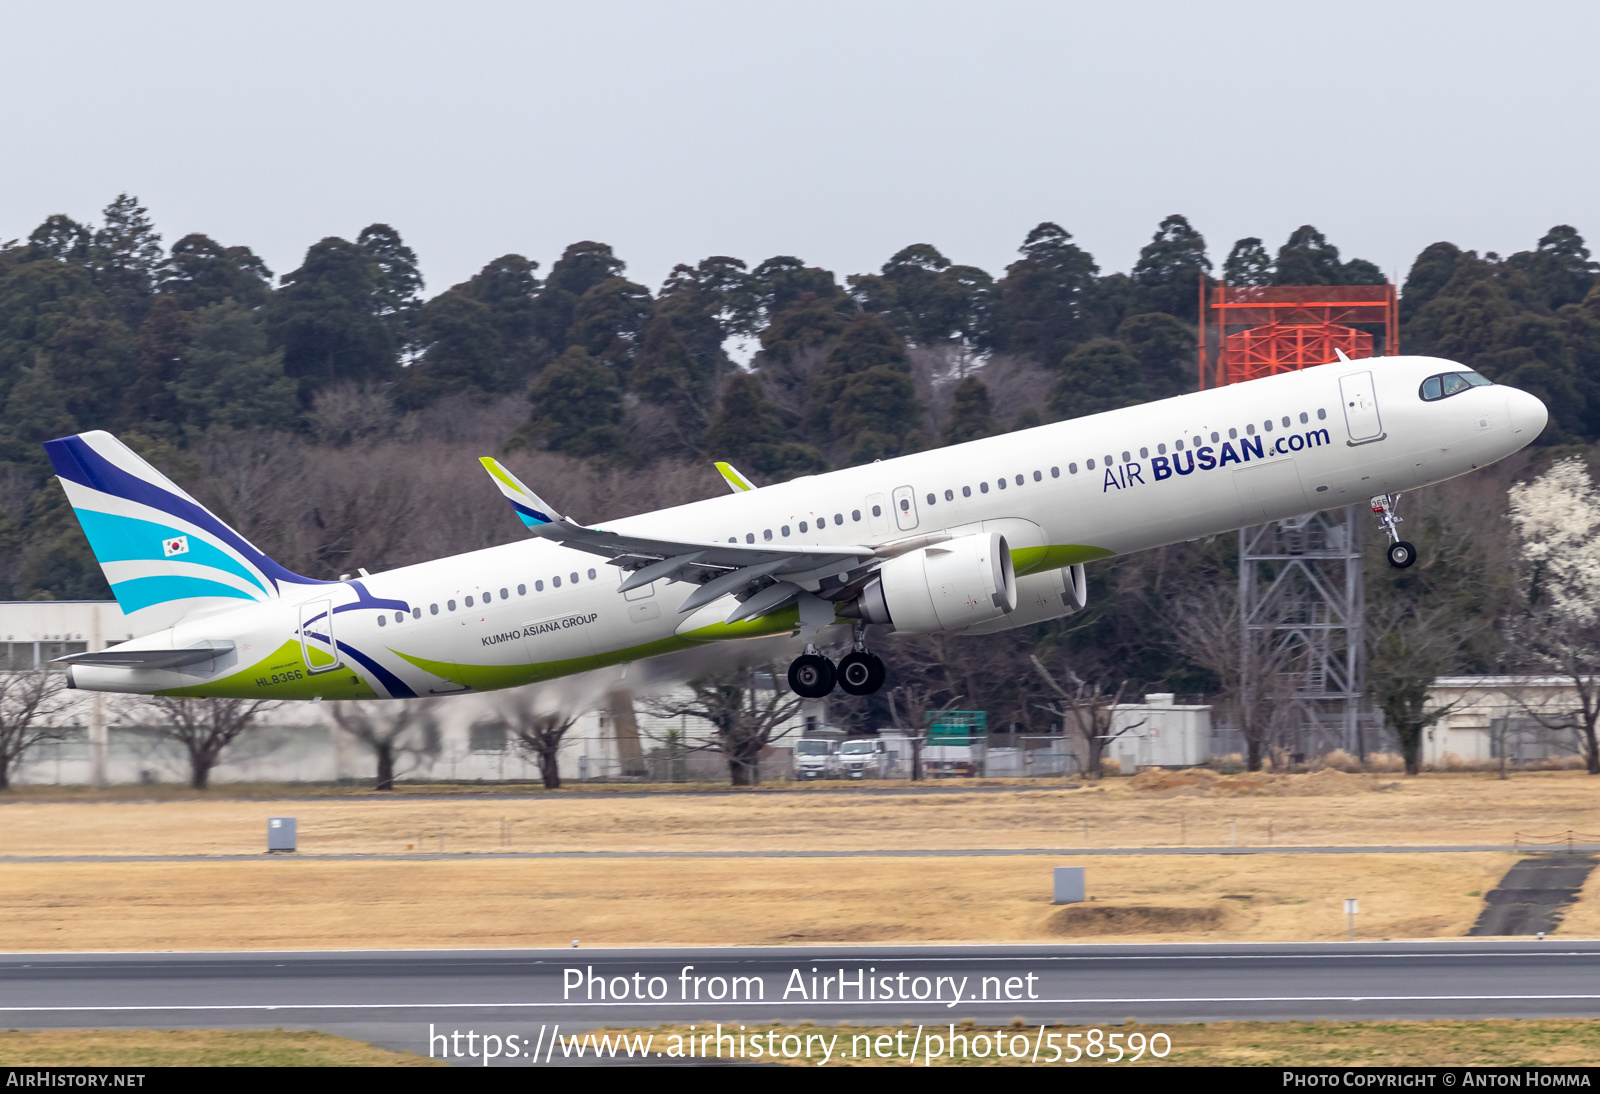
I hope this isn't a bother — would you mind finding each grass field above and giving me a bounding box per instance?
[0,852,1519,949]
[582,1019,1600,1067]
[0,1029,439,1067]
[1,770,1597,857]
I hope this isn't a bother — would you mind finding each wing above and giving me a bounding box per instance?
[478,457,881,622]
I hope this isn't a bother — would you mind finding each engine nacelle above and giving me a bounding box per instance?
[961,562,1087,635]
[857,532,1016,633]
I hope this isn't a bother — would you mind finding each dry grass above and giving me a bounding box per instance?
[0,852,1516,951]
[589,1019,1600,1067]
[0,1028,440,1067]
[0,770,1596,855]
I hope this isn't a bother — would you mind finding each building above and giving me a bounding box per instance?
[1,601,814,787]
[1105,693,1214,769]
[1425,676,1591,765]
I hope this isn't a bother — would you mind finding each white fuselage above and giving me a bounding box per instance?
[71,356,1546,700]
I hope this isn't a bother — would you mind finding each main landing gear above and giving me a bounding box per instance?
[1371,493,1417,569]
[787,624,886,699]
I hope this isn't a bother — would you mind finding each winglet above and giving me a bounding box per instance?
[1335,348,1353,364]
[715,461,756,493]
[479,457,563,528]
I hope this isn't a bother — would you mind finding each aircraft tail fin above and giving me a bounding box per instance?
[43,431,319,633]
[479,457,565,528]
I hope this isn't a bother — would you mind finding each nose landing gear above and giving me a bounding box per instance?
[1371,494,1417,569]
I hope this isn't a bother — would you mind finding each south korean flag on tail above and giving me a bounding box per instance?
[162,535,190,557]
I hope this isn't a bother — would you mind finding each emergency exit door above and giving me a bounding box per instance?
[299,599,342,673]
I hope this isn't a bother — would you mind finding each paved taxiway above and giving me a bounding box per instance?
[4,942,1600,1063]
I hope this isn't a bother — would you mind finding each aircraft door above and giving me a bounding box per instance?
[865,492,892,536]
[891,485,919,531]
[1339,371,1384,442]
[298,599,342,673]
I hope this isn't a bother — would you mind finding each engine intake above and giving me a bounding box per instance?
[857,532,1016,633]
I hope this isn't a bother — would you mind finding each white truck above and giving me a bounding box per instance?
[794,737,838,780]
[838,738,888,779]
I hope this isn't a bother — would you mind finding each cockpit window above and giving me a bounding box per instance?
[1421,371,1492,401]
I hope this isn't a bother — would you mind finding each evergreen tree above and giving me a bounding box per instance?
[1116,311,1195,400]
[1401,242,1462,322]
[357,224,424,345]
[266,237,398,396]
[25,216,91,264]
[1273,225,1344,285]
[173,300,299,432]
[703,372,824,480]
[90,194,163,325]
[567,276,654,382]
[514,346,628,459]
[529,241,625,351]
[849,243,995,347]
[1130,214,1210,321]
[993,222,1101,363]
[1223,238,1272,285]
[404,289,501,405]
[127,295,193,433]
[1049,338,1145,420]
[749,255,846,326]
[941,375,999,444]
[159,234,273,311]
[806,314,922,463]
[1506,226,1600,311]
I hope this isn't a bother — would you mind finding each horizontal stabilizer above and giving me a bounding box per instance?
[53,642,235,670]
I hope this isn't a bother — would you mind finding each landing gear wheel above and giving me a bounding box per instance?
[788,654,837,698]
[836,651,887,696]
[1387,540,1418,569]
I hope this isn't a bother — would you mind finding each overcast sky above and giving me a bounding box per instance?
[3,2,1596,295]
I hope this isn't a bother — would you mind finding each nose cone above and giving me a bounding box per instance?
[1507,386,1549,441]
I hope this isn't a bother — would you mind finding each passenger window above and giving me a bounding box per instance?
[1120,453,1128,465]
[781,525,790,536]
[835,513,844,524]
[1317,408,1327,420]
[980,482,990,493]
[1033,470,1042,481]
[1264,420,1273,432]
[746,533,755,543]
[799,520,808,532]
[1139,447,1149,458]
[571,572,579,583]
[412,607,422,619]
[448,599,457,610]
[1281,416,1290,428]
[517,584,525,596]
[925,493,935,505]
[535,581,544,592]
[553,577,561,587]
[851,510,861,521]
[1158,443,1167,454]
[1086,459,1095,470]
[482,591,491,603]
[395,612,405,624]
[1299,413,1308,424]
[1175,440,1184,451]
[899,498,910,511]
[1068,463,1077,474]
[378,615,387,627]
[871,506,881,517]
[1210,432,1219,442]
[465,595,474,607]
[1105,454,1114,465]
[1246,424,1256,435]
[997,478,1007,490]
[587,569,596,580]
[1229,427,1238,438]
[501,588,509,598]
[945,488,955,500]
[430,604,439,615]
[1051,467,1060,478]
[962,486,971,497]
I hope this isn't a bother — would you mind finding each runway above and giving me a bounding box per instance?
[4,941,1600,1064]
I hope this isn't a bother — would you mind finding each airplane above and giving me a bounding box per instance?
[42,353,1547,702]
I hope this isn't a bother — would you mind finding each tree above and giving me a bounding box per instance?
[749,255,846,327]
[703,372,825,480]
[529,240,626,351]
[266,237,398,396]
[0,668,69,790]
[1401,242,1463,323]
[330,700,440,790]
[357,224,424,350]
[1116,311,1195,400]
[404,253,543,405]
[639,665,805,785]
[1273,225,1344,285]
[493,691,581,789]
[1366,604,1468,776]
[1131,214,1210,321]
[90,194,163,324]
[139,697,277,789]
[806,313,923,463]
[1506,226,1599,312]
[172,300,300,432]
[567,276,654,382]
[1505,457,1600,773]
[1049,338,1144,420]
[1029,655,1139,779]
[993,222,1101,363]
[849,243,994,347]
[941,375,999,444]
[513,346,628,458]
[1223,238,1272,286]
[159,233,274,312]
[26,215,92,264]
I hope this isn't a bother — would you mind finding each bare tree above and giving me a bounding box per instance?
[1365,602,1470,776]
[140,697,278,789]
[330,700,441,790]
[0,669,70,790]
[495,691,581,789]
[640,664,805,786]
[1030,656,1140,778]
[1169,582,1299,772]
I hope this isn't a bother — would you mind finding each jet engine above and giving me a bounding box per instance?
[961,562,1087,635]
[855,532,1016,633]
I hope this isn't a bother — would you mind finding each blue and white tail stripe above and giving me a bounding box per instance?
[479,457,561,528]
[45,431,324,632]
